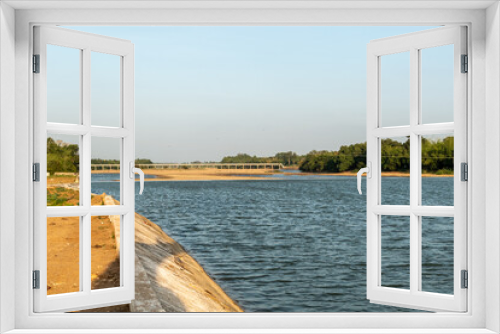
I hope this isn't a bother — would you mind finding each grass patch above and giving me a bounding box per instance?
[435,168,454,175]
[47,187,79,206]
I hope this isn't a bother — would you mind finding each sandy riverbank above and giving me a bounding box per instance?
[47,192,128,312]
[90,168,453,180]
[92,168,280,181]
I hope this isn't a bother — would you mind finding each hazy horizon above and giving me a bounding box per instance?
[49,26,453,163]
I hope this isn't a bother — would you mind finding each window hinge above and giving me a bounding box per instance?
[33,54,40,73]
[461,270,468,289]
[33,270,40,289]
[461,162,468,182]
[33,163,40,182]
[461,54,468,73]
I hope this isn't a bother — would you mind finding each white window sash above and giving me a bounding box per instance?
[366,26,468,312]
[32,25,136,313]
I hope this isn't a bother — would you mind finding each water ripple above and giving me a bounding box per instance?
[91,176,454,312]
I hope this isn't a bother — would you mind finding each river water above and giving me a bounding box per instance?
[91,174,454,312]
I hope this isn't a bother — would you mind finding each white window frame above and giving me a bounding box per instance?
[33,25,136,312]
[366,26,468,312]
[1,1,499,333]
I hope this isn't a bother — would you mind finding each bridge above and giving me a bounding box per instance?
[90,163,285,171]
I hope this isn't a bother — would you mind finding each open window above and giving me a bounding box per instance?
[364,26,467,312]
[33,26,136,312]
[3,0,495,328]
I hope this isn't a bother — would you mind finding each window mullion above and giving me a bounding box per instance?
[82,48,91,208]
[82,214,91,294]
[82,48,92,295]
[409,47,420,294]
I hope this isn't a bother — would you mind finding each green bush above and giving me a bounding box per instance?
[47,138,79,176]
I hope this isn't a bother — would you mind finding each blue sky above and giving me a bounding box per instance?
[49,26,453,163]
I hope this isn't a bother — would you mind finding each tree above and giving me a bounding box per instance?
[274,151,301,166]
[221,153,272,164]
[135,158,153,164]
[381,138,410,172]
[47,137,79,175]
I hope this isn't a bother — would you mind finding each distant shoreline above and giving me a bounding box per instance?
[87,168,453,181]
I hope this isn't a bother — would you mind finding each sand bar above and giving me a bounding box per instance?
[90,168,452,181]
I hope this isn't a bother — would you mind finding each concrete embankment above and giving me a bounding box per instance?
[104,195,243,312]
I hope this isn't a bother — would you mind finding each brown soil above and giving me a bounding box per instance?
[47,175,79,185]
[46,216,80,295]
[46,190,127,311]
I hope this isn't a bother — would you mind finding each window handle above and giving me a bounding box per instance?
[130,162,145,195]
[357,162,371,195]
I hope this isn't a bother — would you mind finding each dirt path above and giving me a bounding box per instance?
[46,192,122,296]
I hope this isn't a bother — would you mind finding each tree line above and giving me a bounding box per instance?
[91,158,153,164]
[221,137,454,174]
[298,137,454,174]
[48,136,454,175]
[47,137,153,175]
[221,151,302,166]
[298,142,367,173]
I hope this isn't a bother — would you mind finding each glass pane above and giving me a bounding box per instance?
[47,44,81,124]
[47,134,80,206]
[381,52,410,127]
[421,134,454,206]
[421,217,454,295]
[47,216,80,295]
[91,215,121,290]
[381,137,410,205]
[421,45,454,124]
[91,52,121,127]
[381,215,410,289]
[91,137,121,204]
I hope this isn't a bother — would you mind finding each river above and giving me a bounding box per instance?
[91,174,454,312]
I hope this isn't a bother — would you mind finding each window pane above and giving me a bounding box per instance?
[381,52,410,127]
[47,216,80,295]
[92,52,121,127]
[47,134,80,206]
[381,215,410,289]
[91,215,121,290]
[421,45,454,124]
[381,137,410,205]
[91,137,121,204]
[47,45,81,124]
[421,134,454,206]
[421,217,454,295]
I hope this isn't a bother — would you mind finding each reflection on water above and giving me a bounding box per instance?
[91,176,453,312]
